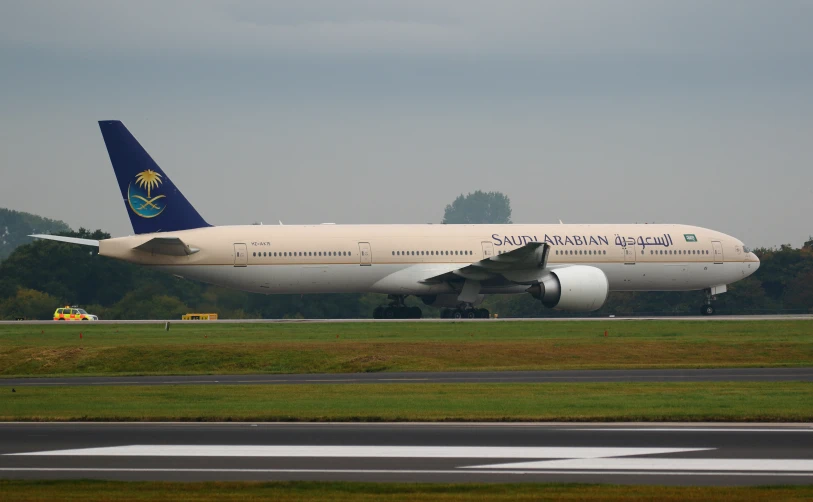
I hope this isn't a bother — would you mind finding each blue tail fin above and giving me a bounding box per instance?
[99,120,211,234]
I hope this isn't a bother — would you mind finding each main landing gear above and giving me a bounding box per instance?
[700,288,717,316]
[373,295,423,319]
[440,307,490,319]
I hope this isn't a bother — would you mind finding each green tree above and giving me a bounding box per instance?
[0,208,70,260]
[442,191,512,224]
[0,288,61,320]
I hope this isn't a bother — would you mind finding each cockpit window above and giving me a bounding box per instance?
[743,245,751,253]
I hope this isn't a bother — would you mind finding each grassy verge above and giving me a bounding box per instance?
[2,382,811,422]
[1,321,811,377]
[2,480,813,501]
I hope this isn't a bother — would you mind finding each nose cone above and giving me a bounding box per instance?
[745,252,760,277]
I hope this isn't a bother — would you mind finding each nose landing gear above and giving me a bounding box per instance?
[700,289,717,316]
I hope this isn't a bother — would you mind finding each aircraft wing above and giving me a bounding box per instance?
[421,242,550,285]
[133,237,199,256]
[29,234,100,247]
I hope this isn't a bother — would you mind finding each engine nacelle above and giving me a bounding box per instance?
[420,294,484,308]
[527,265,609,312]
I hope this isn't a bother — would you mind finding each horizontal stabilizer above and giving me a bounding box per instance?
[29,234,100,247]
[133,237,199,256]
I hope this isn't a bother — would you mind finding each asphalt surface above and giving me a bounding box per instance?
[4,367,812,387]
[2,314,812,324]
[1,423,811,485]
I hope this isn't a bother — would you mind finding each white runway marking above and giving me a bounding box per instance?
[0,467,811,478]
[466,458,813,472]
[9,445,709,459]
[565,428,813,432]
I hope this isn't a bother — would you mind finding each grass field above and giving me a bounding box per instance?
[2,480,813,501]
[2,382,810,421]
[1,321,811,377]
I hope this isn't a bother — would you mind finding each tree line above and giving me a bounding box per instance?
[0,195,810,319]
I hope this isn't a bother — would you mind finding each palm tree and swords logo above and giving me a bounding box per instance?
[127,169,166,218]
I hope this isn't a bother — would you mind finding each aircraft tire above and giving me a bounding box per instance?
[452,310,463,319]
[397,307,408,319]
[409,306,422,319]
[384,306,396,319]
[465,310,476,319]
[701,304,715,316]
[477,308,490,319]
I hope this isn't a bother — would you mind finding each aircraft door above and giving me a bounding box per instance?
[358,242,372,266]
[624,243,636,264]
[712,241,724,264]
[234,243,248,267]
[481,242,494,259]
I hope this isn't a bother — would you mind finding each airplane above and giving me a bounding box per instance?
[32,121,760,319]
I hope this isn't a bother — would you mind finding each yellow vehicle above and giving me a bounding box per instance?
[53,306,98,321]
[182,313,218,320]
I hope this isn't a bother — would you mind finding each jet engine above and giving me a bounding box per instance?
[420,294,484,308]
[526,265,609,312]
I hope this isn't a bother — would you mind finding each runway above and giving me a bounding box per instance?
[4,367,812,387]
[1,423,811,485]
[2,314,812,325]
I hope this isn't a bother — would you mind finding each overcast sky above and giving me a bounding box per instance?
[1,0,811,248]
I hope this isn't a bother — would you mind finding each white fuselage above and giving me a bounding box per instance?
[99,223,760,298]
